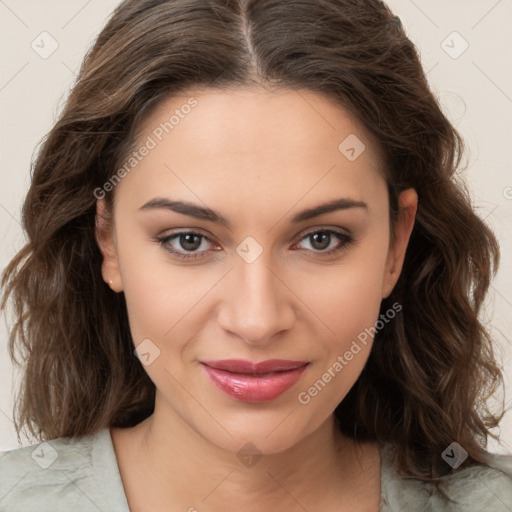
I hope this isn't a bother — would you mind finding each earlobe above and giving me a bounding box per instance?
[382,188,418,298]
[95,199,122,292]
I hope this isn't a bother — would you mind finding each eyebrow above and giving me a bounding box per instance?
[139,197,368,229]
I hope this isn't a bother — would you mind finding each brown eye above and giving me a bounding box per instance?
[296,229,353,255]
[178,233,202,251]
[156,231,215,260]
[309,231,332,251]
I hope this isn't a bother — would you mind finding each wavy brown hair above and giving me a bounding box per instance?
[1,0,505,481]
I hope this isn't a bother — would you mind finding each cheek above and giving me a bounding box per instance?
[296,254,388,411]
[305,238,389,343]
[114,231,199,345]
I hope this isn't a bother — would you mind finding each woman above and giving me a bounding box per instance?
[1,0,511,510]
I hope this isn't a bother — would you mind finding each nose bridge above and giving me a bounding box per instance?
[219,246,294,345]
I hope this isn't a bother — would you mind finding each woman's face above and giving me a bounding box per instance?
[96,87,416,454]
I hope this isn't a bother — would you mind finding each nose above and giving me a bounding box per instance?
[217,250,295,346]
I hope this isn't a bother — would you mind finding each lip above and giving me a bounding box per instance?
[202,359,308,374]
[200,359,310,403]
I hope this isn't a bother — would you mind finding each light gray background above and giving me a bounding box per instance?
[1,0,511,452]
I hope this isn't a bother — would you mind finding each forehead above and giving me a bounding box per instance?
[114,87,387,217]
[137,86,380,160]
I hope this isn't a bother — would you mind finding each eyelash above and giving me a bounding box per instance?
[154,228,354,261]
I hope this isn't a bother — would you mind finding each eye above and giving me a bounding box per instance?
[293,229,353,256]
[155,231,217,260]
[154,228,354,261]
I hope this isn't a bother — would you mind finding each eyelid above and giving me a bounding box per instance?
[299,225,351,239]
[155,225,354,260]
[153,229,219,260]
[293,227,354,255]
[157,225,350,246]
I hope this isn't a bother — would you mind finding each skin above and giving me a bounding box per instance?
[95,86,418,512]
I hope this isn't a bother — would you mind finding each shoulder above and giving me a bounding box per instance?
[0,428,129,512]
[432,454,512,511]
[379,444,512,512]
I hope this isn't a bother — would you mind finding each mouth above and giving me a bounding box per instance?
[200,359,310,403]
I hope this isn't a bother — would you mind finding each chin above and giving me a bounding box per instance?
[197,409,319,457]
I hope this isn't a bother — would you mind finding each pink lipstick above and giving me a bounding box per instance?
[200,359,309,403]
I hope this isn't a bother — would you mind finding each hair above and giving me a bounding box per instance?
[1,0,505,482]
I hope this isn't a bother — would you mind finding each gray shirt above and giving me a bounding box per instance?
[1,428,511,511]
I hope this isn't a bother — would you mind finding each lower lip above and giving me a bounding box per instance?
[201,364,309,403]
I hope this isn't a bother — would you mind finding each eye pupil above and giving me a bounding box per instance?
[311,231,331,250]
[180,233,201,251]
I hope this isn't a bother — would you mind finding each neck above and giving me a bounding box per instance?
[113,394,381,511]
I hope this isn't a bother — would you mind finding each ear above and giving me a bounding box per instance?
[95,198,123,292]
[381,188,418,298]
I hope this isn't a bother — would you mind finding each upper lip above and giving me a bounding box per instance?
[201,359,309,375]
